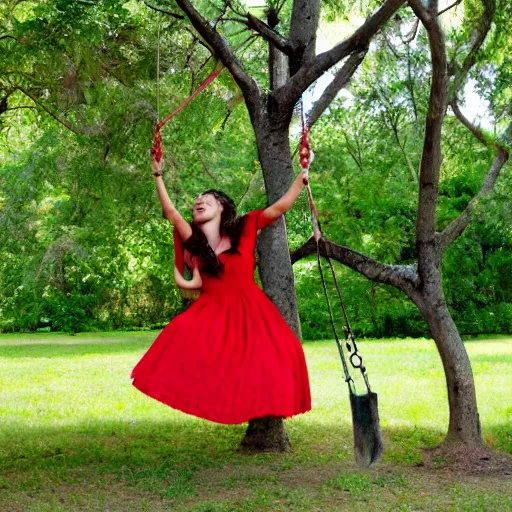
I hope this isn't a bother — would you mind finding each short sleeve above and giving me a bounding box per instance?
[249,208,279,231]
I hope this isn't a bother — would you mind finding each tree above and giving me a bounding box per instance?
[153,0,403,451]
[155,0,510,456]
[292,0,511,454]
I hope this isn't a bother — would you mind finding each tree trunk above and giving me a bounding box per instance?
[256,127,300,336]
[240,127,297,452]
[240,21,297,453]
[239,415,291,453]
[411,274,482,446]
[257,26,298,334]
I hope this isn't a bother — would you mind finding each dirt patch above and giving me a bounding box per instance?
[193,460,356,486]
[422,444,512,476]
[192,457,512,497]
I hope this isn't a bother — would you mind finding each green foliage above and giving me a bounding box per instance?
[289,9,512,339]
[0,0,510,338]
[0,0,265,334]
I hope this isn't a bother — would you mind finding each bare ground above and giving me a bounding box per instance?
[421,444,512,476]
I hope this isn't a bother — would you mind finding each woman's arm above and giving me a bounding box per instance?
[152,160,192,241]
[153,160,199,289]
[259,171,305,224]
[173,227,202,291]
[174,264,202,290]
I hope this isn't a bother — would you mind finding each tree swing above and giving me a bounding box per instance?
[151,58,383,466]
[299,100,383,466]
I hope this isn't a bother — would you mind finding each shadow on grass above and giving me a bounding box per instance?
[4,416,507,474]
[4,417,510,512]
[3,417,510,471]
[1,417,511,511]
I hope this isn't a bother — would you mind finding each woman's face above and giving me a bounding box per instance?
[192,194,224,224]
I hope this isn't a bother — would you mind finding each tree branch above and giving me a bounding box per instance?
[428,0,439,13]
[437,0,463,16]
[233,33,257,53]
[277,0,404,108]
[172,0,260,108]
[17,88,85,135]
[0,35,22,43]
[405,43,419,120]
[448,0,495,90]
[458,0,495,78]
[6,106,37,111]
[246,13,296,56]
[439,101,510,251]
[438,149,509,252]
[342,130,365,173]
[144,2,185,20]
[288,0,321,73]
[450,100,489,147]
[407,0,447,272]
[0,89,14,114]
[291,236,419,292]
[387,111,418,183]
[212,2,230,29]
[307,49,367,127]
[401,18,419,44]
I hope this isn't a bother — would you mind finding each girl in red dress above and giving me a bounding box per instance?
[131,160,311,424]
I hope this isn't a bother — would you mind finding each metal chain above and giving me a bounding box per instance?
[315,242,355,394]
[320,240,372,393]
[300,94,372,394]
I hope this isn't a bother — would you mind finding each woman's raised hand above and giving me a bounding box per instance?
[152,160,193,241]
[259,171,306,224]
[152,158,164,177]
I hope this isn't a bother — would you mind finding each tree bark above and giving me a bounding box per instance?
[256,126,300,336]
[412,286,482,445]
[239,415,291,453]
[240,16,296,453]
[288,0,321,74]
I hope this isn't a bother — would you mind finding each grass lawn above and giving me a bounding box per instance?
[0,332,511,511]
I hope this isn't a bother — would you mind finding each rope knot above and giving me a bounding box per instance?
[151,126,163,163]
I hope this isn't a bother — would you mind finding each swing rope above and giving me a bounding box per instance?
[150,25,223,300]
[150,21,223,165]
[299,98,383,466]
[298,98,371,395]
[156,14,161,124]
[151,65,223,163]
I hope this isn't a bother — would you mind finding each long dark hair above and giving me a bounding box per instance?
[182,189,247,276]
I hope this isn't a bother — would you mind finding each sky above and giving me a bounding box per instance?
[310,5,492,129]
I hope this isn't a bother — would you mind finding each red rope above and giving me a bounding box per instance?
[299,98,322,241]
[151,67,223,163]
[299,108,311,175]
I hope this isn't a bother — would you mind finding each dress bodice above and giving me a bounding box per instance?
[186,210,265,296]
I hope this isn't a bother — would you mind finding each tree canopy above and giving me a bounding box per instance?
[0,0,510,339]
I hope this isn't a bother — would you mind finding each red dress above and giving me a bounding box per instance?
[131,209,311,424]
